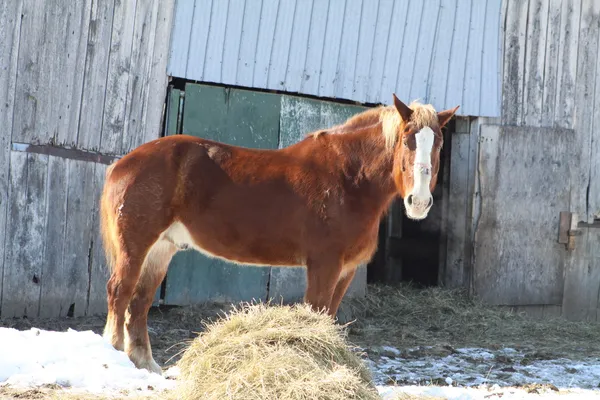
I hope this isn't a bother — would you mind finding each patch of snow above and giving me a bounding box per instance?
[367,345,600,390]
[381,346,401,356]
[0,327,175,395]
[377,385,600,400]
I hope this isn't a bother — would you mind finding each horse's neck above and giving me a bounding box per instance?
[332,126,397,197]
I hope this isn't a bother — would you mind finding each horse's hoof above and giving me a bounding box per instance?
[139,359,163,376]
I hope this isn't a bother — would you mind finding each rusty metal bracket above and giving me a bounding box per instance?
[559,212,600,250]
[558,212,581,250]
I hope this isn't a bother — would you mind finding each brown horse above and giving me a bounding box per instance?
[100,94,458,374]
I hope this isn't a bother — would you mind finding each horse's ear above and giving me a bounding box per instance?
[437,105,460,127]
[393,93,413,123]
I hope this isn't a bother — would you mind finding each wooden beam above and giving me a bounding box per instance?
[12,143,121,165]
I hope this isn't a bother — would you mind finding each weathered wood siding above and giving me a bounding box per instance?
[0,0,175,318]
[167,0,503,117]
[468,0,600,320]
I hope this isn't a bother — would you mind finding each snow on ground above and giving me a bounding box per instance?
[0,327,175,396]
[377,385,600,400]
[2,327,600,399]
[366,345,600,389]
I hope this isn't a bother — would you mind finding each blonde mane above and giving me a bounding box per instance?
[308,100,440,150]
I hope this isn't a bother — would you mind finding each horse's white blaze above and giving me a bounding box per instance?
[412,126,434,199]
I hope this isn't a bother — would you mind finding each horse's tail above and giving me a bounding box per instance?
[100,162,119,274]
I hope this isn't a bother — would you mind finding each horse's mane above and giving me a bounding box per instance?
[307,100,439,150]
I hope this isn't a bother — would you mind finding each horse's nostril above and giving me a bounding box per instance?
[407,194,413,206]
[427,197,433,208]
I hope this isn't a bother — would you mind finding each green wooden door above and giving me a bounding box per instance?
[161,83,368,306]
[163,84,280,305]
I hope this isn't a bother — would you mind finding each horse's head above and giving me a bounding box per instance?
[390,94,459,220]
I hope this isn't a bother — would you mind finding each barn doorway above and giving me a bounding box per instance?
[367,119,455,288]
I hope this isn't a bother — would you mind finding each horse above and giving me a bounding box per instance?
[99,94,459,374]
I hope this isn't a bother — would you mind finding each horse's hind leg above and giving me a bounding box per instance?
[124,240,176,375]
[103,253,145,352]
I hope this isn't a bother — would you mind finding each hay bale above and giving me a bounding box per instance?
[173,303,380,400]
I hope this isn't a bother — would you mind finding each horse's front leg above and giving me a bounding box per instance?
[304,256,343,315]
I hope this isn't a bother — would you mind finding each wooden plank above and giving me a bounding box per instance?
[572,0,599,223]
[143,0,175,146]
[437,119,453,285]
[501,0,529,125]
[54,160,97,317]
[165,87,181,136]
[443,118,470,289]
[38,156,68,318]
[473,125,574,306]
[563,228,599,321]
[465,117,481,290]
[554,0,582,129]
[86,162,110,316]
[540,0,563,127]
[78,0,116,151]
[589,3,600,222]
[266,0,297,90]
[121,0,160,154]
[99,0,138,155]
[522,0,550,126]
[1,152,49,318]
[12,0,91,146]
[0,0,24,312]
[164,84,280,306]
[11,143,120,165]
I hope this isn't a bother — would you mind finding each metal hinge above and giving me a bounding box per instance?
[559,211,600,250]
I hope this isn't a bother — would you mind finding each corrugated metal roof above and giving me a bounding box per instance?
[167,0,502,117]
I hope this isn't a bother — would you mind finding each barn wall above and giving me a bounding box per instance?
[467,0,600,320]
[0,0,175,319]
[167,0,503,117]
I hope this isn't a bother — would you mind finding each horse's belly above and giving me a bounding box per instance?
[161,221,302,267]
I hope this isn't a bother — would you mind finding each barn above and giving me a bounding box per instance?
[0,0,598,322]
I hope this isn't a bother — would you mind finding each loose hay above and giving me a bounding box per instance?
[345,284,600,357]
[172,302,380,400]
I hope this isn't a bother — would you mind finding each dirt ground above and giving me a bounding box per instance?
[2,283,600,399]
